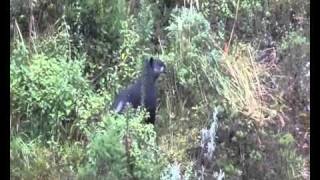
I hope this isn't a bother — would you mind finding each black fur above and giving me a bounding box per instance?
[112,57,166,124]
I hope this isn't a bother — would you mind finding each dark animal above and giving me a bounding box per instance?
[112,57,166,124]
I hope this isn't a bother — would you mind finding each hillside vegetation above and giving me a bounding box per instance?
[10,0,309,179]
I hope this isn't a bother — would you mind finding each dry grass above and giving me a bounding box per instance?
[215,44,272,125]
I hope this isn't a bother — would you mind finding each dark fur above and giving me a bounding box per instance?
[112,57,166,124]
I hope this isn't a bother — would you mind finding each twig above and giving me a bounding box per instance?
[158,36,164,55]
[14,19,24,45]
[226,0,240,55]
[91,65,110,85]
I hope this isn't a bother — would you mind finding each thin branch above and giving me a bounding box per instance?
[14,19,24,45]
[226,0,241,55]
[158,36,164,54]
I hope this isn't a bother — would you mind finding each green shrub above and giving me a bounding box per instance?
[165,7,217,100]
[166,7,212,58]
[277,133,305,179]
[78,119,127,179]
[10,22,106,141]
[79,110,166,179]
[92,13,155,95]
[135,0,156,46]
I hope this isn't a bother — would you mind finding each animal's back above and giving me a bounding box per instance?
[111,57,166,123]
[112,80,142,113]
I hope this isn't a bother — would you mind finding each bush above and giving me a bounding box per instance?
[10,21,106,141]
[79,109,166,179]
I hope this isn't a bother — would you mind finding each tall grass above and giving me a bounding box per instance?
[215,44,270,124]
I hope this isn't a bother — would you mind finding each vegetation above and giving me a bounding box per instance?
[10,0,309,179]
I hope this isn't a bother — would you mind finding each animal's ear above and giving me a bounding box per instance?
[149,57,154,66]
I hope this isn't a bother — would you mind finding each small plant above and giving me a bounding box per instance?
[160,162,196,180]
[200,107,221,161]
[160,162,181,180]
[278,133,305,179]
[79,109,166,179]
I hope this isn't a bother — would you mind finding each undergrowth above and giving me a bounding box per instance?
[10,0,309,179]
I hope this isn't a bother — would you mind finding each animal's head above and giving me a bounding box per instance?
[145,57,166,77]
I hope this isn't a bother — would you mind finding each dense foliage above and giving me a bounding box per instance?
[10,0,309,179]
